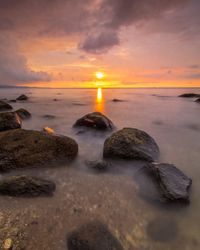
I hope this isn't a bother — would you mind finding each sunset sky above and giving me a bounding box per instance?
[0,0,200,88]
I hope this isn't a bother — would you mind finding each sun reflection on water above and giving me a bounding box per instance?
[95,88,104,113]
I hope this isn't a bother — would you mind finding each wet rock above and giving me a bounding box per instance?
[147,163,192,202]
[0,129,78,171]
[146,217,178,242]
[195,98,200,103]
[67,221,123,250]
[178,93,200,98]
[0,100,13,111]
[0,112,21,132]
[74,112,114,130]
[0,175,56,197]
[86,160,110,171]
[103,128,159,162]
[42,114,56,119]
[9,99,17,103]
[16,94,28,101]
[15,108,31,120]
[112,98,125,102]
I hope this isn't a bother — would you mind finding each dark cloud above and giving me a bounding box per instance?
[79,30,119,53]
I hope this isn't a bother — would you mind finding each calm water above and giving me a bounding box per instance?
[0,87,200,250]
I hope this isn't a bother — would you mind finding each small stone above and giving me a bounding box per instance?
[16,94,28,101]
[3,238,13,250]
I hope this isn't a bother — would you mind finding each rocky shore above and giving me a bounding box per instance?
[0,93,194,249]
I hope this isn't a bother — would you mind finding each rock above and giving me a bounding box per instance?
[42,114,55,119]
[0,129,78,172]
[67,221,123,250]
[103,128,159,162]
[147,163,192,202]
[43,127,55,134]
[178,93,200,98]
[74,112,114,130]
[112,98,125,102]
[16,94,28,101]
[15,108,31,120]
[3,238,13,250]
[146,217,178,242]
[0,175,56,197]
[86,160,110,171]
[195,98,200,103]
[9,99,17,103]
[0,112,21,132]
[0,100,13,111]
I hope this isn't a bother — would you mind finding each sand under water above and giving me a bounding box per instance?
[0,87,200,249]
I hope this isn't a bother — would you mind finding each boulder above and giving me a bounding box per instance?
[16,94,28,101]
[147,163,192,202]
[0,129,78,172]
[74,112,114,130]
[0,100,13,111]
[42,114,55,119]
[103,128,159,162]
[86,160,110,171]
[178,93,200,98]
[67,221,123,250]
[195,98,200,103]
[0,175,56,197]
[15,108,31,120]
[0,112,21,132]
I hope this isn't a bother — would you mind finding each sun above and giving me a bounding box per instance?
[95,72,105,80]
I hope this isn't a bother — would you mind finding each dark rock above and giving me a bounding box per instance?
[0,100,13,111]
[0,112,21,132]
[86,160,110,171]
[195,98,200,103]
[178,93,200,98]
[112,98,125,102]
[146,217,178,242]
[0,175,56,197]
[15,108,31,120]
[103,128,159,162]
[147,163,192,202]
[0,129,78,172]
[74,112,114,130]
[53,98,58,101]
[67,221,123,250]
[42,114,56,119]
[16,94,28,101]
[9,99,17,103]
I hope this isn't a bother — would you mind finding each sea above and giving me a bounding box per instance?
[0,87,200,250]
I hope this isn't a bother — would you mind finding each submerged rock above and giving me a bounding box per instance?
[0,129,78,172]
[74,112,114,130]
[16,94,28,101]
[0,175,56,197]
[86,160,110,171]
[0,112,21,132]
[147,163,192,202]
[112,98,125,102]
[195,98,200,103]
[15,108,31,120]
[67,221,123,250]
[0,100,13,111]
[103,128,159,162]
[146,217,178,242]
[42,114,56,119]
[178,93,200,98]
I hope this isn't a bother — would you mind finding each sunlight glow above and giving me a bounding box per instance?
[95,88,104,113]
[95,72,105,80]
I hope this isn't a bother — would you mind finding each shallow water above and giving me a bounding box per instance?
[0,87,200,249]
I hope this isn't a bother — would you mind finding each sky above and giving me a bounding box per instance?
[0,0,200,88]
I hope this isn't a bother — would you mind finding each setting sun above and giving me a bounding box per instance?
[95,72,105,80]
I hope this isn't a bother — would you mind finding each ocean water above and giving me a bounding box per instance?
[0,87,200,250]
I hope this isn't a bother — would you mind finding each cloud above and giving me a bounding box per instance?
[79,29,119,53]
[0,34,51,85]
